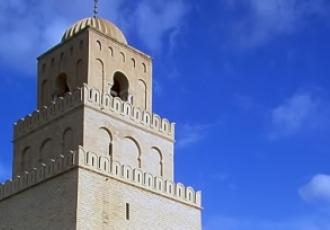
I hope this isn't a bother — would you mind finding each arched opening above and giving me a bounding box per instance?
[138,79,147,109]
[97,128,113,160]
[109,46,114,56]
[142,63,147,73]
[120,52,126,62]
[56,73,70,97]
[39,138,52,162]
[117,137,140,168]
[95,59,104,92]
[63,128,74,154]
[110,72,129,101]
[96,40,102,51]
[131,58,136,68]
[21,147,31,171]
[144,147,163,177]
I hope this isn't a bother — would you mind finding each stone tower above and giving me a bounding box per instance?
[0,16,202,230]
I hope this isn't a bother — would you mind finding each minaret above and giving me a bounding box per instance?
[18,16,160,177]
[0,11,202,230]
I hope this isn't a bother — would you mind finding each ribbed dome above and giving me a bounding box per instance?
[62,17,127,44]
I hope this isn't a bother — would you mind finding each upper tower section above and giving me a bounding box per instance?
[37,16,153,111]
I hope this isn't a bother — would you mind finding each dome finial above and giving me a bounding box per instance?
[93,0,99,17]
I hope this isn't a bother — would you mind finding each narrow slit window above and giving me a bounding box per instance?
[126,203,130,220]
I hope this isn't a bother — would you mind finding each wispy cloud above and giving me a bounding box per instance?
[224,0,329,48]
[133,0,190,52]
[299,174,330,204]
[176,122,216,149]
[269,92,327,139]
[0,0,97,75]
[0,0,188,76]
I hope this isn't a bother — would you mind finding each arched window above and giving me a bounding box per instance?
[96,40,102,51]
[63,128,74,154]
[96,128,113,159]
[56,73,70,97]
[39,138,52,162]
[117,137,140,168]
[120,52,126,62]
[110,72,129,101]
[144,147,163,177]
[95,59,104,91]
[142,63,147,73]
[109,47,114,56]
[21,147,31,171]
[138,79,147,109]
[131,58,136,68]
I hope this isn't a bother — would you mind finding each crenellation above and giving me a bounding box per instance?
[77,146,201,207]
[1,14,202,229]
[28,168,38,186]
[14,83,175,140]
[196,191,202,207]
[3,180,12,198]
[82,84,175,139]
[0,152,76,202]
[14,89,84,139]
[165,180,175,196]
[133,168,144,184]
[176,183,186,200]
[155,176,164,191]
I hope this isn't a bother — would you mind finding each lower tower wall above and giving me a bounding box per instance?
[0,147,202,230]
[0,169,78,230]
[77,168,202,230]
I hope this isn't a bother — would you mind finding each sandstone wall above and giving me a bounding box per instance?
[76,168,201,230]
[0,169,78,230]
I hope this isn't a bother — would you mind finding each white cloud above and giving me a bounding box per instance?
[299,174,330,204]
[224,0,329,48]
[269,92,323,139]
[0,0,90,75]
[0,0,187,76]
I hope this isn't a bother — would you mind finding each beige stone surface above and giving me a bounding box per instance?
[83,104,174,179]
[38,20,152,112]
[0,169,78,230]
[13,104,84,176]
[1,15,202,230]
[77,168,201,230]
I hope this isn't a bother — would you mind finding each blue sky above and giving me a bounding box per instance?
[1,0,330,229]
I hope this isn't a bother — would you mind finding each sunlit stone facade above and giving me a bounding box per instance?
[0,16,202,230]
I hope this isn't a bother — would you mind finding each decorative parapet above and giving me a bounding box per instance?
[82,84,175,139]
[14,84,175,140]
[0,147,201,208]
[76,146,201,208]
[14,89,84,139]
[0,153,76,201]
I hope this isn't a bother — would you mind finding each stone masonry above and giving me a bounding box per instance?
[0,16,202,229]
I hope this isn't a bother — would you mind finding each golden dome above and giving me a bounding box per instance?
[62,17,127,44]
